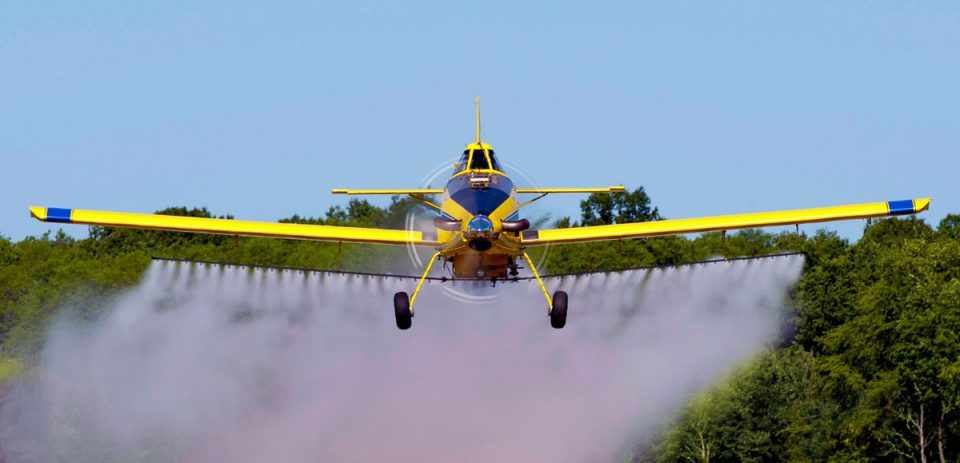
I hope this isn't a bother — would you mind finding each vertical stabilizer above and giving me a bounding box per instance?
[474,96,481,144]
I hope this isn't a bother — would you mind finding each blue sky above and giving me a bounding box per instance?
[2,1,958,241]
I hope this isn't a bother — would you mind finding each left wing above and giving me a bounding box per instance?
[520,198,931,245]
[29,206,440,246]
[331,188,443,195]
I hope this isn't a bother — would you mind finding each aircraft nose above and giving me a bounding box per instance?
[467,215,494,233]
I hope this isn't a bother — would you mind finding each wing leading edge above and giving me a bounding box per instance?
[331,188,443,195]
[29,207,440,246]
[515,186,625,194]
[520,198,931,245]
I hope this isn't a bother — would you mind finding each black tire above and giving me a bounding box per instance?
[550,291,568,329]
[394,292,412,330]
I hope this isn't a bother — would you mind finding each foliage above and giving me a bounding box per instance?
[650,217,960,463]
[0,357,23,384]
[655,348,831,462]
[580,187,661,226]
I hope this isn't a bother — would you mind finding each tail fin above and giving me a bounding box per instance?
[474,96,481,144]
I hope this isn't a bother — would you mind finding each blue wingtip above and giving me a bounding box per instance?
[46,207,73,223]
[887,200,914,216]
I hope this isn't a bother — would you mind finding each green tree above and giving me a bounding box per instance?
[580,187,661,226]
[937,214,960,241]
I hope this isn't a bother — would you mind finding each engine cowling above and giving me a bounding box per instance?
[500,219,530,233]
[433,217,462,231]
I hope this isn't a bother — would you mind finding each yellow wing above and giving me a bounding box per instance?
[520,198,931,245]
[331,188,443,195]
[29,206,441,246]
[515,185,625,194]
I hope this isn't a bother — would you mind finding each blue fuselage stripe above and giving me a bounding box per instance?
[46,208,73,223]
[447,175,514,216]
[887,200,914,216]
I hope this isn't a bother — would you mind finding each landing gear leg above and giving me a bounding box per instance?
[394,251,441,330]
[522,252,567,329]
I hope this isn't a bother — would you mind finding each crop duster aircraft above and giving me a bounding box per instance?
[30,98,931,330]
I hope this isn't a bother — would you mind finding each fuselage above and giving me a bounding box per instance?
[436,142,525,279]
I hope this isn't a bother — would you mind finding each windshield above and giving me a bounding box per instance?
[487,150,501,171]
[454,150,469,172]
[469,149,490,169]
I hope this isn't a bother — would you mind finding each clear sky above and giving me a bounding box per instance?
[2,1,958,241]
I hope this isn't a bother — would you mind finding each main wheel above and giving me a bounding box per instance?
[550,291,568,329]
[394,292,412,330]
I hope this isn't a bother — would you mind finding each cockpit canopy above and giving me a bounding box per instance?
[455,145,502,172]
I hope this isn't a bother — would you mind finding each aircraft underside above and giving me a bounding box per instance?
[450,251,514,279]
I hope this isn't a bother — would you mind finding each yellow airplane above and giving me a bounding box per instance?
[30,98,931,330]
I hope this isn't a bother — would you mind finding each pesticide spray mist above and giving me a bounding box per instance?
[1,255,804,462]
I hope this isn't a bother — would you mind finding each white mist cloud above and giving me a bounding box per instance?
[1,255,804,462]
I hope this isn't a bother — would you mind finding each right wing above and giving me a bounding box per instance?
[520,198,931,245]
[29,206,440,246]
[515,186,625,194]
